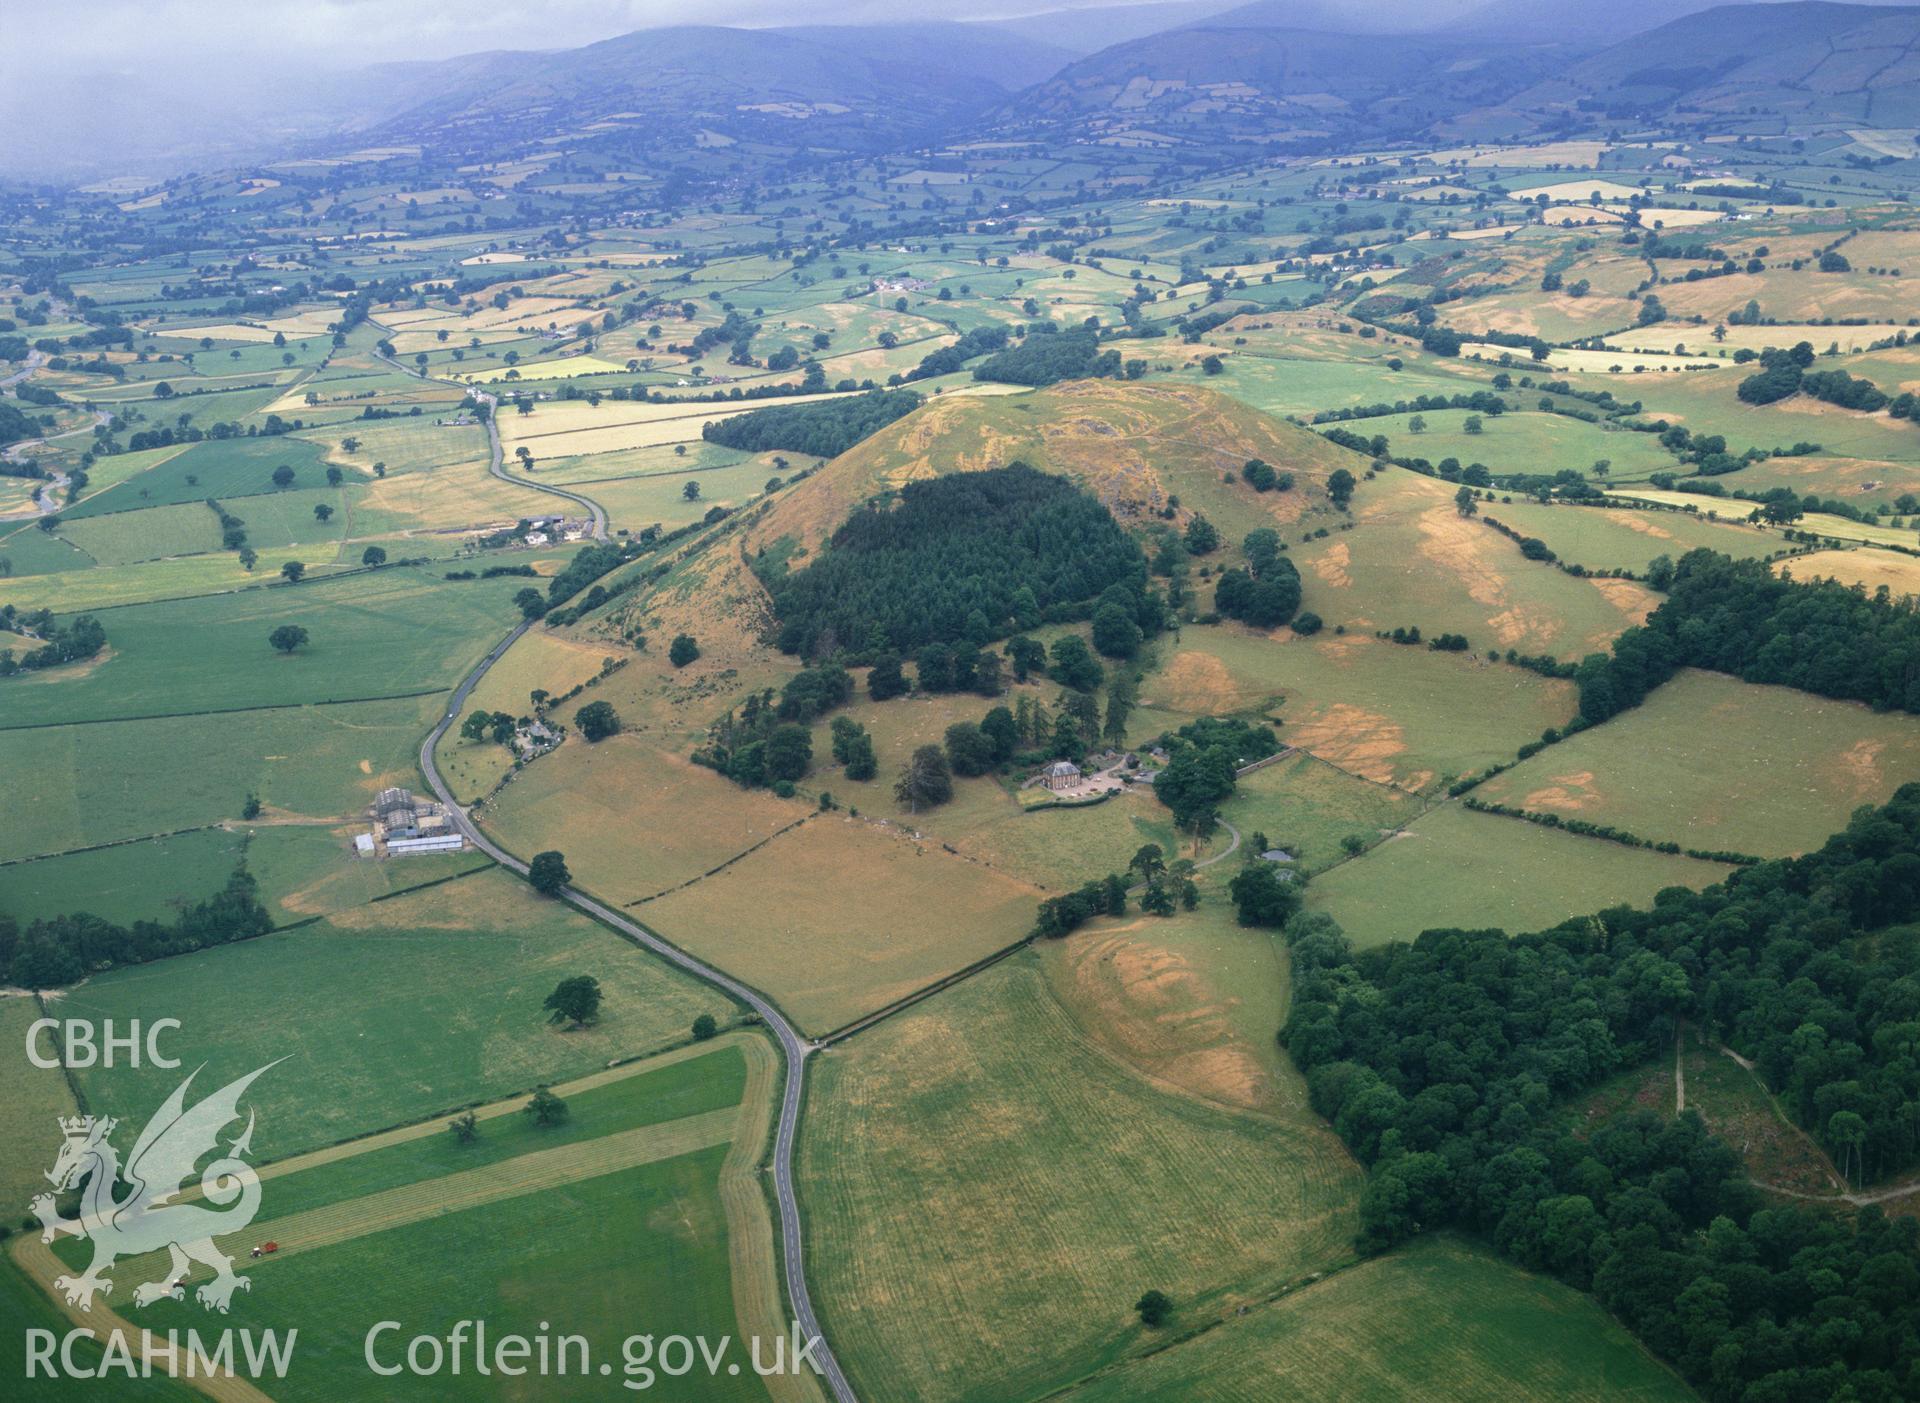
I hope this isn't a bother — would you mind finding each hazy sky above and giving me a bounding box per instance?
[0,0,1161,73]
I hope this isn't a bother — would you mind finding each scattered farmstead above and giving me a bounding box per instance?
[357,786,466,856]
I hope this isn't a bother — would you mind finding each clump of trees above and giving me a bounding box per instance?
[528,851,570,896]
[1,867,273,987]
[575,700,619,742]
[1213,527,1303,630]
[0,612,105,676]
[971,331,1121,387]
[702,388,922,458]
[1152,716,1281,833]
[694,666,851,790]
[894,744,953,812]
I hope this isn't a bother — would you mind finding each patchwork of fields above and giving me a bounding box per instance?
[11,86,1920,1403]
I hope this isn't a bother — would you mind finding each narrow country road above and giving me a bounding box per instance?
[370,345,608,540]
[419,624,856,1403]
[0,348,46,389]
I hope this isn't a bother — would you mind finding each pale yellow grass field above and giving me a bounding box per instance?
[1608,322,1912,355]
[458,353,630,383]
[643,813,1041,1034]
[1777,546,1920,596]
[144,308,343,343]
[1425,139,1611,167]
[1515,178,1646,202]
[500,391,852,458]
[1464,343,1724,373]
[1637,206,1739,228]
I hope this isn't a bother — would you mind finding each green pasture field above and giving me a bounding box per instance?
[242,824,493,922]
[531,439,747,484]
[1292,468,1656,658]
[576,456,779,531]
[1475,668,1920,857]
[0,522,93,577]
[0,1261,198,1403]
[1376,410,1681,479]
[1055,1235,1692,1403]
[57,501,224,564]
[1625,371,1920,467]
[1305,802,1732,948]
[1136,626,1577,794]
[1482,500,1786,573]
[0,827,249,924]
[254,1043,745,1219]
[213,484,356,553]
[0,691,443,863]
[61,436,338,519]
[310,414,490,477]
[57,869,730,1161]
[0,567,524,729]
[482,728,801,905]
[1222,751,1422,874]
[801,951,1360,1403]
[0,998,83,1211]
[66,1150,753,1403]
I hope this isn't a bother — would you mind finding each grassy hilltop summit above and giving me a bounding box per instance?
[10,1,1920,1400]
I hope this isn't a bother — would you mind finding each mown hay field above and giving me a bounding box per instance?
[1305,803,1732,948]
[1779,546,1920,597]
[1475,669,1920,857]
[1054,1236,1693,1403]
[801,953,1360,1403]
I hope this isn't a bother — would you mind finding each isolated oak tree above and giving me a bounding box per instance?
[576,700,619,742]
[894,745,952,812]
[544,974,602,1028]
[267,624,309,654]
[528,850,570,896]
[523,1087,568,1127]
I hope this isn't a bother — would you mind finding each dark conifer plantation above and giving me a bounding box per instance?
[766,463,1149,658]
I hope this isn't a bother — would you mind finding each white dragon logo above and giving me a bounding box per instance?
[31,1061,279,1314]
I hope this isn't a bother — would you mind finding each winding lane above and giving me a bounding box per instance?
[396,329,848,1398]
[419,628,856,1403]
[368,344,608,540]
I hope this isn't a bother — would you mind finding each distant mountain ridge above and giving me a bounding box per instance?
[349,22,1081,158]
[1519,2,1920,125]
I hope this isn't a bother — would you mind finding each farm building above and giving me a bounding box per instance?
[364,787,462,855]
